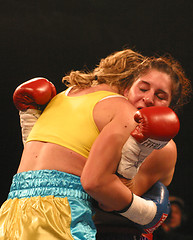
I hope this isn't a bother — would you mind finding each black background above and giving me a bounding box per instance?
[1,0,193,235]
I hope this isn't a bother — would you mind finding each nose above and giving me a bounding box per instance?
[143,92,154,107]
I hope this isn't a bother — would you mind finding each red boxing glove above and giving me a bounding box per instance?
[117,107,180,179]
[13,77,57,145]
[13,77,57,111]
[131,106,180,143]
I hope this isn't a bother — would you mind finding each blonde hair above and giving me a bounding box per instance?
[62,49,146,92]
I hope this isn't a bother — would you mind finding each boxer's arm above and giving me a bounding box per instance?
[82,105,178,209]
[117,106,179,180]
[95,181,171,234]
[131,140,177,196]
[118,181,170,234]
[81,98,138,210]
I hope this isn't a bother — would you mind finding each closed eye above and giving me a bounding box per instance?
[156,91,169,100]
[139,88,148,92]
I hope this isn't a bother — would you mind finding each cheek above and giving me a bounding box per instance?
[126,88,141,104]
[154,99,171,107]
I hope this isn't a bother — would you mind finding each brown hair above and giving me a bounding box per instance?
[133,55,192,112]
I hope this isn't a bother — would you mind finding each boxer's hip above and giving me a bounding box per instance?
[0,169,96,240]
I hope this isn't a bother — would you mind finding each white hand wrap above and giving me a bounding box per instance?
[19,109,41,145]
[117,136,167,179]
[119,194,157,225]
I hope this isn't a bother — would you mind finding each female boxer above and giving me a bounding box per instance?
[0,49,191,240]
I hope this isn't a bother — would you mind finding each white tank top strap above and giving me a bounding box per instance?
[65,87,127,101]
[65,86,74,96]
[99,95,127,102]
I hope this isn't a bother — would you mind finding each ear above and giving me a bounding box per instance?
[123,87,129,97]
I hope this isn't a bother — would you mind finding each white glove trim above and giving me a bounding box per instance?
[117,136,168,179]
[19,109,41,145]
[119,194,157,225]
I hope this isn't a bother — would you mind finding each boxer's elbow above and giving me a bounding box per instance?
[81,174,103,196]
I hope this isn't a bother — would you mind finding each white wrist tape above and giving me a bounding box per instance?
[117,136,167,179]
[119,194,157,225]
[19,109,41,145]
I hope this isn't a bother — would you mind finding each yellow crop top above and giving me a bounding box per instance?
[27,88,123,158]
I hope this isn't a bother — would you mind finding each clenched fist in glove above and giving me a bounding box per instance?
[13,77,56,111]
[13,77,57,144]
[117,106,180,179]
[117,181,170,234]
